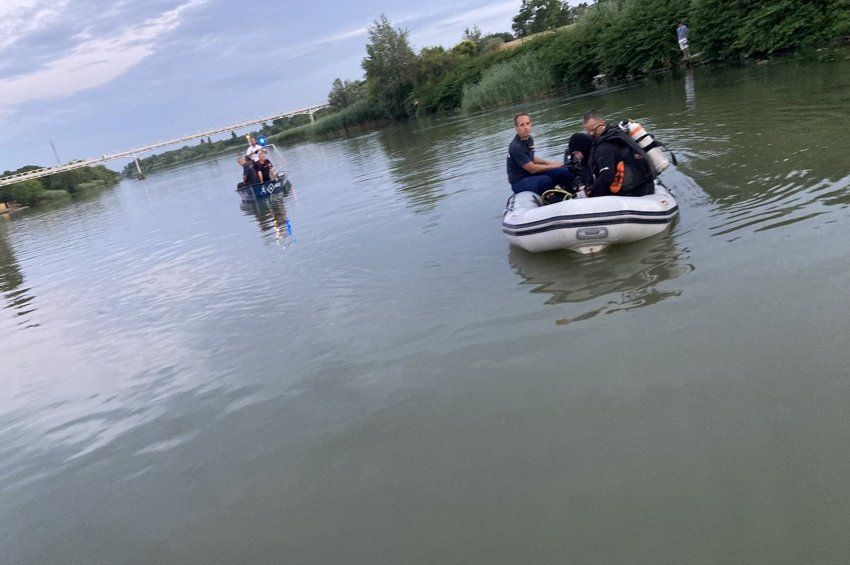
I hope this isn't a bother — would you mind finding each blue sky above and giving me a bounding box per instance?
[0,0,520,172]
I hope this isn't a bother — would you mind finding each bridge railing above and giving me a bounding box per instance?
[0,103,328,188]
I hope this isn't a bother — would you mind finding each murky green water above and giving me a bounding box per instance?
[3,55,850,564]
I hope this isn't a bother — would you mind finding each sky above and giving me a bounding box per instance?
[0,0,522,172]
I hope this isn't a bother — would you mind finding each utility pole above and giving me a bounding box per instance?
[49,139,62,165]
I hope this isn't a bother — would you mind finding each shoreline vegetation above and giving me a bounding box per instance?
[0,165,121,209]
[270,0,849,144]
[3,0,848,209]
[138,0,850,170]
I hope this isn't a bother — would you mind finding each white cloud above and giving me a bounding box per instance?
[273,1,511,63]
[321,26,370,44]
[410,0,520,46]
[0,0,207,108]
[271,25,369,63]
[0,0,69,54]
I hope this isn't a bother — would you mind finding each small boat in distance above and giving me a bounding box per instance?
[236,143,293,202]
[237,177,292,202]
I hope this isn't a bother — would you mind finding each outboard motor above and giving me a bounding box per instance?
[618,120,676,175]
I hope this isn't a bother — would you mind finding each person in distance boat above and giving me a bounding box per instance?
[253,149,276,183]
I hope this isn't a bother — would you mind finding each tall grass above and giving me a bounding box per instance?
[460,51,555,113]
[270,100,386,144]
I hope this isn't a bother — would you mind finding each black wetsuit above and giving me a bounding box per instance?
[587,126,654,197]
[243,162,261,185]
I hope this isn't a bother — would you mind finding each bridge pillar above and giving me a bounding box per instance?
[309,110,315,124]
[134,157,145,180]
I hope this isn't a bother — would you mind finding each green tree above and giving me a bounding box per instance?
[362,15,418,118]
[512,0,570,38]
[569,2,591,22]
[0,179,45,206]
[416,46,458,85]
[833,0,850,37]
[328,78,366,110]
[463,26,483,45]
[733,0,832,57]
[451,39,478,57]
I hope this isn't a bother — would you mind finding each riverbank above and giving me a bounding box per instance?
[269,0,849,146]
[120,136,252,178]
[114,0,850,166]
[0,165,122,209]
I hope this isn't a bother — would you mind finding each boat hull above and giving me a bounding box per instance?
[236,178,291,202]
[502,180,679,254]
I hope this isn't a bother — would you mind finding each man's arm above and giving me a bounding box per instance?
[522,157,564,174]
[587,145,617,196]
[533,155,563,166]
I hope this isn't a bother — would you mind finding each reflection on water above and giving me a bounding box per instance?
[376,123,449,214]
[240,195,295,245]
[3,54,850,564]
[509,229,693,324]
[0,228,37,326]
[684,68,695,110]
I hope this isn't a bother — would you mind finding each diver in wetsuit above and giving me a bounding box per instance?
[582,110,655,198]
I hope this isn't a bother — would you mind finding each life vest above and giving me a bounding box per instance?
[618,120,677,175]
[588,126,655,195]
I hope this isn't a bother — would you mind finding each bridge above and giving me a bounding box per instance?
[0,103,328,187]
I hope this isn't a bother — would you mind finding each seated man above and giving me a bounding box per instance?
[582,110,655,198]
[507,112,572,196]
[238,155,261,187]
[253,150,276,183]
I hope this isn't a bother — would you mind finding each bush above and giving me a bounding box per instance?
[410,49,515,114]
[461,50,555,112]
[833,0,850,37]
[732,0,832,57]
[543,25,599,87]
[269,99,386,144]
[39,190,72,203]
[583,0,687,80]
[690,0,845,61]
[0,180,45,206]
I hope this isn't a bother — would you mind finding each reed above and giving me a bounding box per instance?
[460,51,555,113]
[270,100,386,144]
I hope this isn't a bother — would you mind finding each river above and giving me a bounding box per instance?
[2,55,850,564]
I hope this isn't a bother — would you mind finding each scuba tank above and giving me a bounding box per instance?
[618,120,676,175]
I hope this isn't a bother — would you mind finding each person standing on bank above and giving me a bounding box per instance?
[507,112,572,196]
[581,110,655,198]
[677,21,691,65]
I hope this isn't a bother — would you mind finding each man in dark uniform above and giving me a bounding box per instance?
[507,112,572,196]
[582,110,655,198]
[238,155,261,187]
[253,150,276,183]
